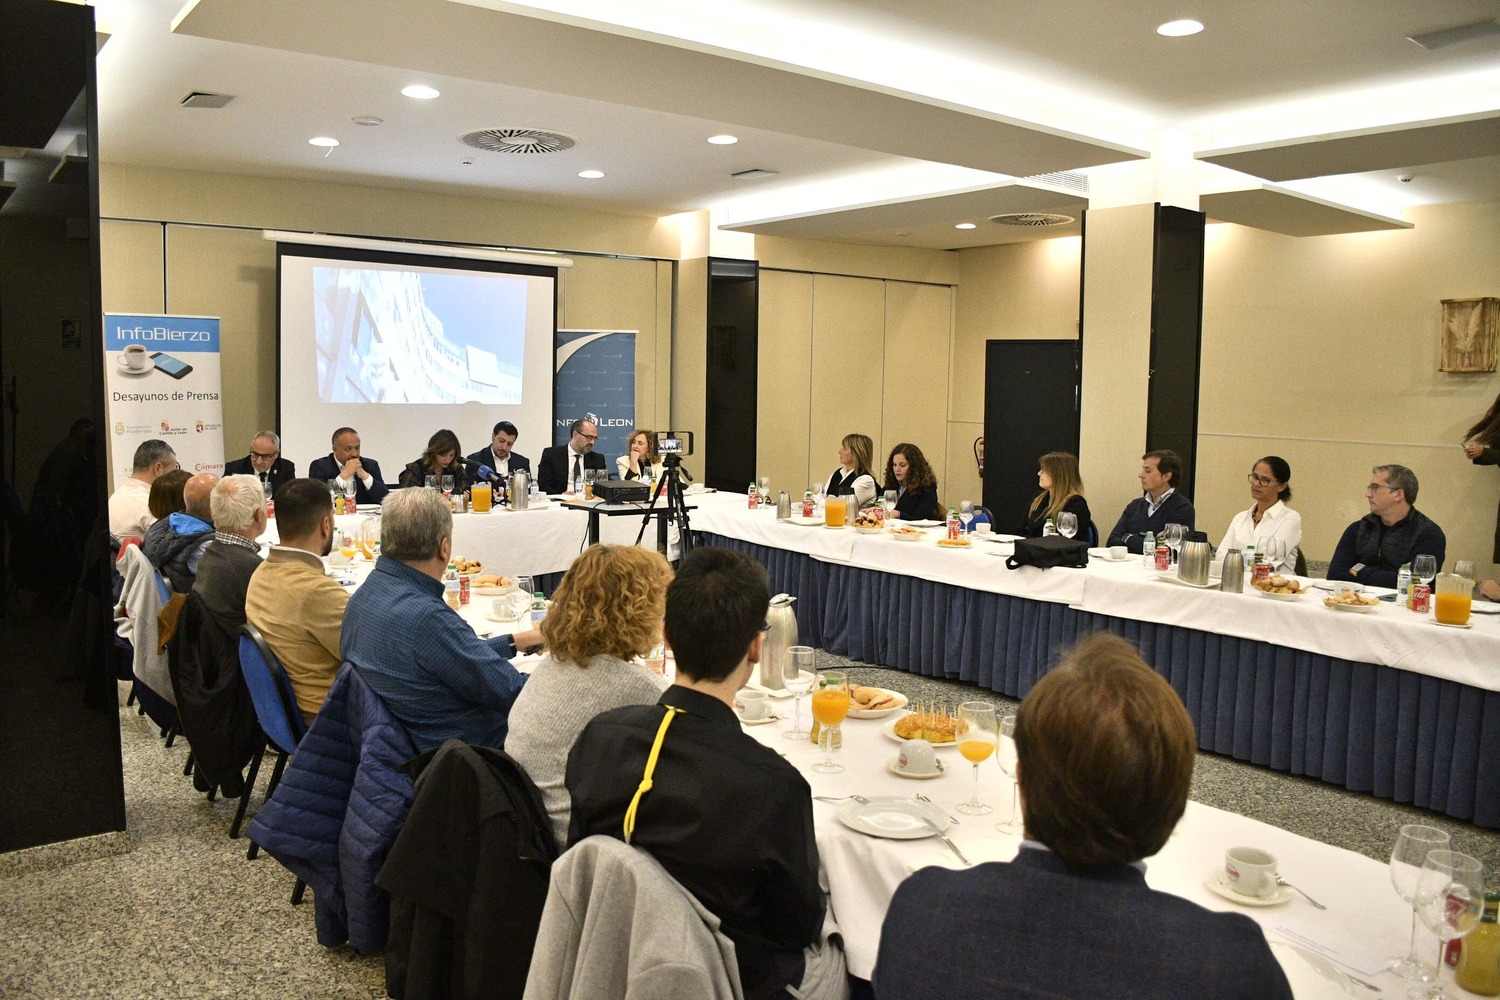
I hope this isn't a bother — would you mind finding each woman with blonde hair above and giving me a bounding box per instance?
[504,544,674,846]
[823,433,878,508]
[1022,452,1092,541]
[617,429,663,482]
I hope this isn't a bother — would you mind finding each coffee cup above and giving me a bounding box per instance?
[1109,545,1128,560]
[1224,846,1278,898]
[736,689,770,721]
[974,522,992,535]
[896,738,938,775]
[123,344,150,371]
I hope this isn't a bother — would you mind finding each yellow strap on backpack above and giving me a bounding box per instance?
[623,706,682,844]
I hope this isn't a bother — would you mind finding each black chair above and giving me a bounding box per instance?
[236,622,308,888]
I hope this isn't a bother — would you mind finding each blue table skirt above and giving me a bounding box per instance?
[697,532,1500,829]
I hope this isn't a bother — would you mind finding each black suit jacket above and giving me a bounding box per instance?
[536,445,606,495]
[875,847,1292,1000]
[464,447,532,478]
[307,454,390,504]
[223,455,296,494]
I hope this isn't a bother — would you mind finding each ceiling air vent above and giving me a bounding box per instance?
[180,91,235,109]
[990,213,1076,227]
[461,128,577,154]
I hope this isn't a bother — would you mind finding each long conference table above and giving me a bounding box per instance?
[683,493,1500,832]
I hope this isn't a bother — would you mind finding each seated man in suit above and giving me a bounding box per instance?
[307,426,389,504]
[223,430,295,494]
[1105,449,1196,553]
[536,418,606,494]
[465,420,531,478]
[874,633,1292,1000]
[1327,464,1446,589]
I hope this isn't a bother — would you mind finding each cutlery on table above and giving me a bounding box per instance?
[1345,975,1381,992]
[915,793,959,825]
[1275,875,1325,909]
[916,815,970,865]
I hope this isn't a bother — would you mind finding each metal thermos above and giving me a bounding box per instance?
[760,594,798,691]
[1220,549,1244,592]
[509,470,530,510]
[776,490,791,520]
[1178,531,1213,586]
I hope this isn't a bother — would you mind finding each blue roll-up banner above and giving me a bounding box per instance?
[103,313,225,490]
[554,329,636,466]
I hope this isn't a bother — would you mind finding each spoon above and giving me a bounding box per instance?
[1276,875,1325,909]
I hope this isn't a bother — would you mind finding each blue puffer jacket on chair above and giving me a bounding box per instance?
[246,663,416,953]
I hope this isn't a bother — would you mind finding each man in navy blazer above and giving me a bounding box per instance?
[223,431,296,494]
[873,633,1292,1000]
[307,427,389,504]
[464,420,531,479]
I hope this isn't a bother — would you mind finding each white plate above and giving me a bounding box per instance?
[853,525,885,534]
[1202,869,1292,907]
[486,611,523,623]
[847,688,909,719]
[1327,601,1379,614]
[1088,547,1132,561]
[1268,941,1356,998]
[885,757,946,780]
[836,795,950,838]
[1254,587,1309,601]
[905,519,944,528]
[784,515,822,527]
[881,714,959,749]
[822,523,848,530]
[1429,619,1475,629]
[473,586,510,596]
[887,529,925,542]
[1156,573,1218,589]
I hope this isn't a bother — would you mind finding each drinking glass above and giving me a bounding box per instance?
[441,475,454,499]
[1409,850,1484,1000]
[996,715,1022,831]
[782,646,816,740]
[959,500,974,534]
[883,490,897,518]
[1164,523,1186,564]
[424,474,437,491]
[515,575,533,600]
[357,518,377,559]
[583,469,596,500]
[338,531,357,561]
[1389,824,1453,980]
[1260,538,1284,571]
[1453,560,1476,580]
[1057,512,1078,539]
[759,475,771,506]
[810,671,850,773]
[644,642,666,676]
[1413,554,1438,589]
[955,701,997,815]
[812,484,826,516]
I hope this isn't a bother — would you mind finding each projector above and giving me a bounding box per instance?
[595,480,651,504]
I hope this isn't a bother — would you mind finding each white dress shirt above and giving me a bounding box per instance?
[108,476,155,540]
[1215,500,1303,575]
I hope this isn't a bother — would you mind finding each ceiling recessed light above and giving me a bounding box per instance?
[308,136,339,147]
[578,169,605,179]
[954,222,977,230]
[351,115,383,127]
[1156,19,1204,36]
[401,84,440,100]
[707,134,739,145]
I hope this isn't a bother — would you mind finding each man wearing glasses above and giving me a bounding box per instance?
[537,417,607,495]
[1328,464,1446,588]
[223,431,296,494]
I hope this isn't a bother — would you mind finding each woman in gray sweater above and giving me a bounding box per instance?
[505,544,674,847]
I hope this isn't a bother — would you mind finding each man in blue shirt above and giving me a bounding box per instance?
[341,487,541,753]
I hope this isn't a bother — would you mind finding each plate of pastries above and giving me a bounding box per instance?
[847,684,909,718]
[883,703,963,747]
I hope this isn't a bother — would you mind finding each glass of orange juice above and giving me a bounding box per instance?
[338,531,357,561]
[810,671,850,773]
[471,481,492,513]
[824,495,847,528]
[1434,573,1472,626]
[956,701,997,815]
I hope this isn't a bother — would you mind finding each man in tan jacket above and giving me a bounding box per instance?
[246,478,348,724]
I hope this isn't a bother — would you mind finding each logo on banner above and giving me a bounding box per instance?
[554,329,637,462]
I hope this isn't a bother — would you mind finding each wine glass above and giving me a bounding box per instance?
[995,715,1022,831]
[955,701,997,815]
[644,642,666,676]
[424,474,436,492]
[1164,523,1186,564]
[1057,512,1078,539]
[883,490,897,518]
[1389,824,1453,980]
[959,500,974,534]
[812,484,826,516]
[1260,538,1284,572]
[810,670,850,773]
[583,469,597,500]
[782,646,815,740]
[441,474,455,500]
[759,475,771,506]
[1409,850,1484,1000]
[337,530,357,561]
[1454,560,1476,580]
[1413,554,1438,591]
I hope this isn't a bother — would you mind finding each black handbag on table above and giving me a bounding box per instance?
[1005,536,1089,570]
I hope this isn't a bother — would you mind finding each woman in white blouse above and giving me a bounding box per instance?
[1215,456,1302,575]
[616,429,663,483]
[823,433,878,509]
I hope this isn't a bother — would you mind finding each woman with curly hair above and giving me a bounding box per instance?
[1463,392,1500,562]
[398,429,469,491]
[884,443,941,521]
[1022,452,1093,542]
[617,428,663,482]
[504,544,674,846]
[824,433,879,508]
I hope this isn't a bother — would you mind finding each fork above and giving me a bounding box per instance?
[814,794,869,804]
[915,793,959,825]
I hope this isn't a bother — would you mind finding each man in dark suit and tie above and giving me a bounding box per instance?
[307,427,389,504]
[873,633,1293,1000]
[223,431,296,495]
[464,420,531,479]
[536,418,606,494]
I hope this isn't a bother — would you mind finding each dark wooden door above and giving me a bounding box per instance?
[983,340,1080,536]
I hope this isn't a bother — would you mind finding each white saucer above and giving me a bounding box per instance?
[116,357,152,376]
[485,612,523,623]
[885,756,946,780]
[1203,869,1291,906]
[735,711,779,726]
[1088,547,1131,561]
[1429,619,1475,629]
[785,515,822,527]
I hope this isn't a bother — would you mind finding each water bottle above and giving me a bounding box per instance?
[1043,517,1056,537]
[530,591,548,628]
[1142,531,1156,568]
[1397,563,1412,605]
[747,481,759,509]
[529,479,540,504]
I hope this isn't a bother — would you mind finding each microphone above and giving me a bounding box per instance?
[458,458,502,483]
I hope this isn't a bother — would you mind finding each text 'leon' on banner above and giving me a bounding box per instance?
[103,314,225,490]
[554,329,637,464]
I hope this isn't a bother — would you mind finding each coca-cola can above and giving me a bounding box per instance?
[1410,581,1430,614]
[1155,544,1171,571]
[459,575,471,606]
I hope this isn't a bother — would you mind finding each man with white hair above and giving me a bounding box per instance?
[192,474,269,632]
[341,487,540,753]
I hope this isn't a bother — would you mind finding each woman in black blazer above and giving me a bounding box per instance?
[824,433,879,508]
[883,443,941,521]
[398,429,470,492]
[1022,451,1092,541]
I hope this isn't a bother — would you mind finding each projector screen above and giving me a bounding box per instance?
[277,241,557,483]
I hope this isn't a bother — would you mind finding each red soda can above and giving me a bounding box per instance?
[1410,582,1430,614]
[459,575,471,606]
[1253,561,1272,586]
[802,495,814,518]
[344,495,357,515]
[266,499,275,519]
[1155,543,1171,571]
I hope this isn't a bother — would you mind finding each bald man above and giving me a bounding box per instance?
[143,472,220,593]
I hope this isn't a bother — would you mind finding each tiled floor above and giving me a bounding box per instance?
[3,655,1497,999]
